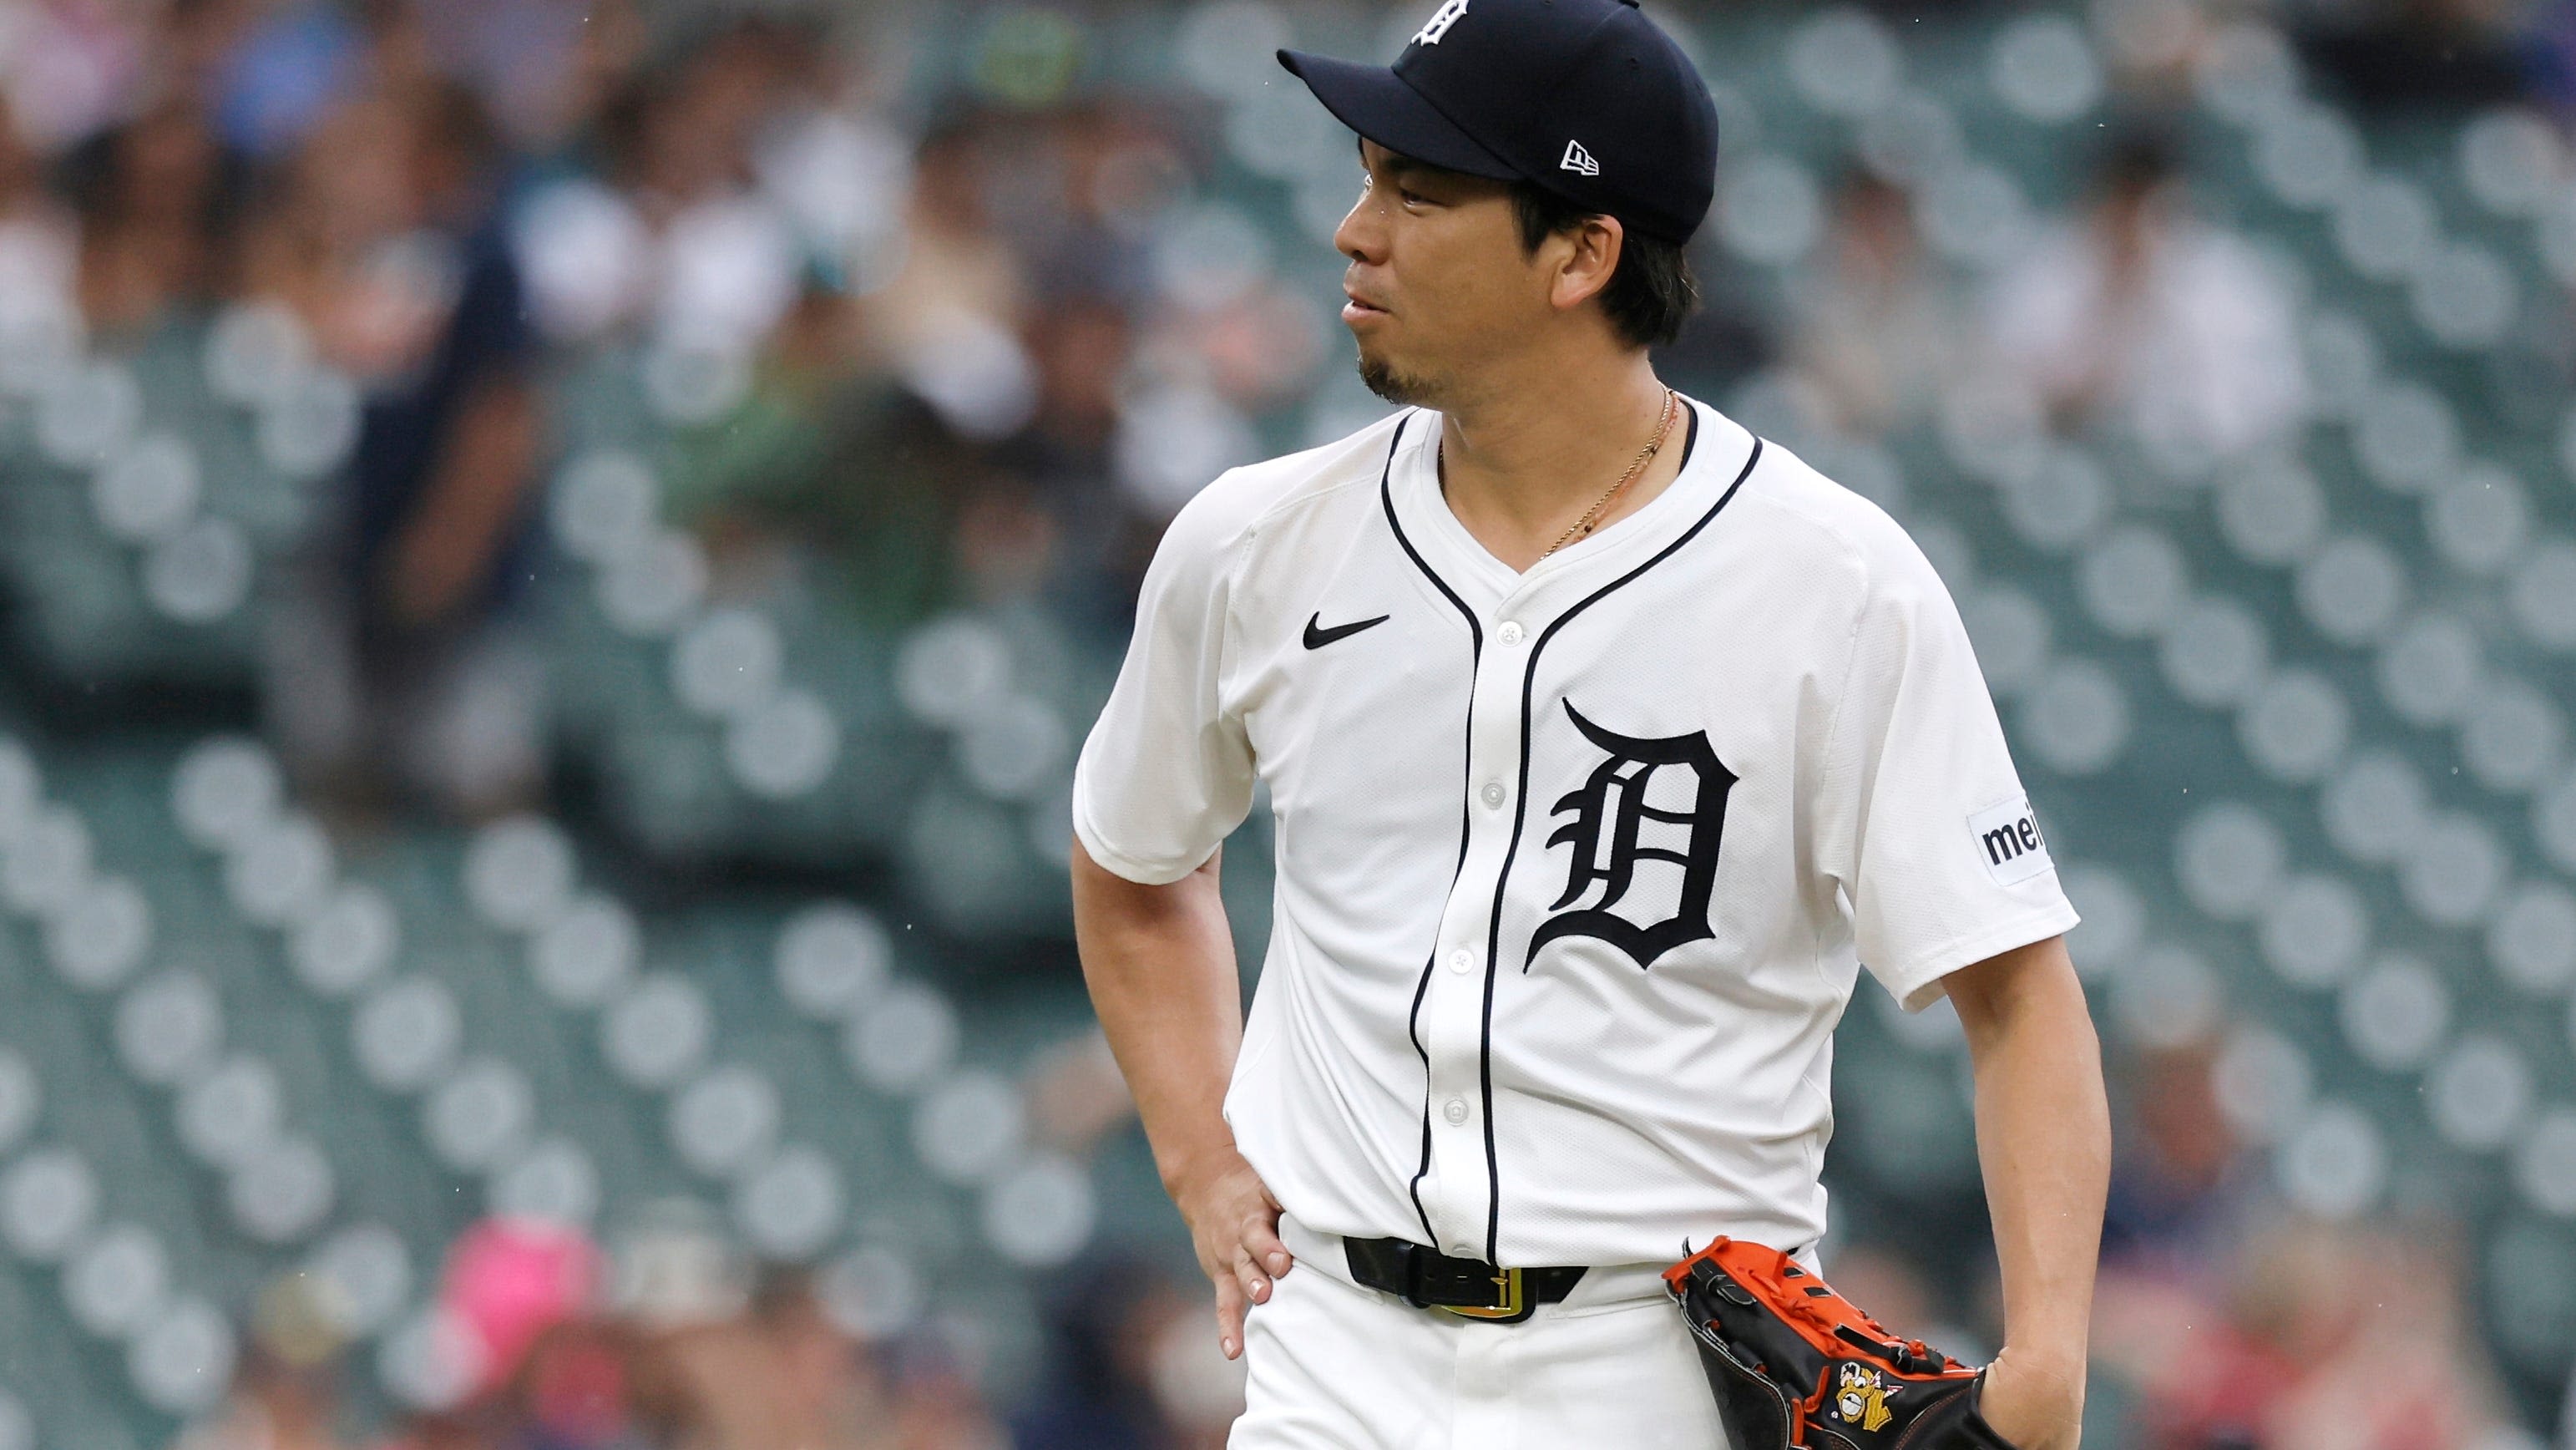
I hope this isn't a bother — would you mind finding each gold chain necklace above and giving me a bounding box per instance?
[1536,388,1680,561]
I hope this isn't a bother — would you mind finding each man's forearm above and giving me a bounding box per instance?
[1070,839,1246,1191]
[385,377,542,624]
[1949,935,2109,1362]
[1073,837,1291,1356]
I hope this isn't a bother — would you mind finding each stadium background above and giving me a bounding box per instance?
[0,0,2570,1445]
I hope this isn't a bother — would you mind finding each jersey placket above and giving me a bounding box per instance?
[1416,584,1548,1263]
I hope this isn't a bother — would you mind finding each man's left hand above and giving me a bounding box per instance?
[1976,1346,2084,1450]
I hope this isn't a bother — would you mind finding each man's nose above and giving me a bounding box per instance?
[1334,192,1385,264]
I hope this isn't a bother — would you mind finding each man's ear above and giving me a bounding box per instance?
[1546,215,1624,313]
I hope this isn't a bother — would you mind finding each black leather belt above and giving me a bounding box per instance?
[1343,1236,1587,1325]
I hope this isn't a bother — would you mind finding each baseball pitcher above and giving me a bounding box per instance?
[1070,1,2109,1444]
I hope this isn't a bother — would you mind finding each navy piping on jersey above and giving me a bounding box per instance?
[1376,411,1482,1246]
[1477,419,1766,1267]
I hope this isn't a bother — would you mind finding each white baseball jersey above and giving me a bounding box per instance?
[1073,397,2078,1271]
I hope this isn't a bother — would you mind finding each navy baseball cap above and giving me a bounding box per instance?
[1277,0,1719,246]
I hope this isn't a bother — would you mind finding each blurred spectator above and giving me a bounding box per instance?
[598,13,822,364]
[2540,6,2576,110]
[1985,127,2307,471]
[613,51,973,628]
[872,109,1036,442]
[650,1267,898,1450]
[2294,0,2533,111]
[0,95,76,305]
[178,1346,354,1450]
[2102,1043,2260,1272]
[1024,1032,1136,1156]
[1788,168,1961,439]
[1646,261,1772,406]
[345,81,539,636]
[878,1329,1011,1450]
[241,93,448,378]
[2091,1047,2260,1449]
[371,1412,497,1450]
[61,96,241,338]
[413,0,645,152]
[752,1271,901,1450]
[1011,1252,1174,1450]
[443,1217,607,1406]
[658,90,1192,632]
[1,0,150,154]
[157,0,261,117]
[366,1219,1023,1450]
[502,1318,651,1450]
[985,286,1125,614]
[256,69,548,817]
[1010,1251,1242,1450]
[210,0,366,160]
[2130,1218,2509,1450]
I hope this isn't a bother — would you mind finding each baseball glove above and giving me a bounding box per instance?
[1664,1238,2019,1450]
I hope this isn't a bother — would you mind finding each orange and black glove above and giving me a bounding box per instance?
[1666,1238,2020,1449]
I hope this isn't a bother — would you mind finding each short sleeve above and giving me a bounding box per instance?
[1814,534,2080,1011]
[1070,483,1260,885]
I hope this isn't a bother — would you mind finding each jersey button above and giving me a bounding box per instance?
[1497,621,1524,646]
[1447,948,1474,975]
[1443,1098,1470,1126]
[1480,782,1506,809]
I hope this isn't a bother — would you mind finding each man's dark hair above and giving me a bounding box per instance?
[1509,181,1700,350]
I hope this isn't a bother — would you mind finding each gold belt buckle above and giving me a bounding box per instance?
[1440,1266,1525,1321]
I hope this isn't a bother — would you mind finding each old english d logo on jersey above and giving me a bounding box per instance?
[1527,699,1738,971]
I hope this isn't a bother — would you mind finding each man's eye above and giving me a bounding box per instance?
[1399,187,1428,205]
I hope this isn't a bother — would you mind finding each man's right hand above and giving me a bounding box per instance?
[1170,1146,1294,1361]
[1070,839,1278,1357]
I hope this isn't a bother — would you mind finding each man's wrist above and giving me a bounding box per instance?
[1991,1343,2087,1393]
[1156,1134,1245,1199]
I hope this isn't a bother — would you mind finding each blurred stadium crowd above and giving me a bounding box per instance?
[0,0,2572,1447]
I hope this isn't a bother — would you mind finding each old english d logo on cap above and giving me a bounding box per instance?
[1414,0,1470,45]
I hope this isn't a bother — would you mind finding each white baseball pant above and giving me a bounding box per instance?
[1232,1214,1821,1448]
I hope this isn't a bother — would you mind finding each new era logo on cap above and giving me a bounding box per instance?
[1413,0,1470,45]
[1560,139,1600,175]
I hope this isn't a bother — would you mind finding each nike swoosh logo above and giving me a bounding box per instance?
[1303,611,1391,650]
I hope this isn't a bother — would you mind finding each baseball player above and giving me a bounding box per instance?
[1070,1,2110,1445]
